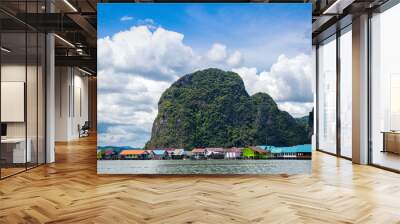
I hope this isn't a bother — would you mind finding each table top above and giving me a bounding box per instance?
[381,131,400,134]
[1,138,28,143]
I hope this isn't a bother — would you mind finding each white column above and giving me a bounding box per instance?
[55,67,73,141]
[46,32,55,163]
[352,14,369,164]
[312,45,317,151]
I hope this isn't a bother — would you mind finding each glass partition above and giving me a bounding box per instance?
[0,1,46,179]
[317,35,337,154]
[27,31,38,169]
[38,32,45,165]
[371,3,400,171]
[339,26,352,158]
[1,30,28,177]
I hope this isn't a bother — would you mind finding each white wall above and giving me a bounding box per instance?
[1,65,39,138]
[55,66,69,141]
[1,65,26,132]
[55,67,89,141]
[73,73,89,136]
[1,63,46,164]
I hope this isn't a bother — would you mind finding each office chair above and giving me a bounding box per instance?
[79,121,90,138]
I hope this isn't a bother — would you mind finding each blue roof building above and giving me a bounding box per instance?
[149,150,168,160]
[258,145,311,153]
[270,145,312,154]
[258,144,312,159]
[153,150,166,155]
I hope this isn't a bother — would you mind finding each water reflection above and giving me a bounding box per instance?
[98,160,312,175]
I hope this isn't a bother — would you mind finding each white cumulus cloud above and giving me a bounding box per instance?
[97,69,171,146]
[206,43,243,67]
[98,26,197,81]
[98,25,313,146]
[226,50,243,67]
[233,54,313,103]
[277,102,314,118]
[97,26,203,146]
[207,43,227,62]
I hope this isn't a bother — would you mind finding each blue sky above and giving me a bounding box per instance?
[98,3,311,71]
[97,4,313,147]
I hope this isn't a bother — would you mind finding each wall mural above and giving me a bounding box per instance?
[97,3,313,174]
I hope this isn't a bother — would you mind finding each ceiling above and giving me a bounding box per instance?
[1,0,394,74]
[0,0,97,74]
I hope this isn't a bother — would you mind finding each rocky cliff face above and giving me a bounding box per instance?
[145,68,310,149]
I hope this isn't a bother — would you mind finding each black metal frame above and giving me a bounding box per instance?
[0,0,48,180]
[315,44,319,151]
[367,10,373,165]
[336,24,341,157]
[315,20,353,161]
[0,19,2,179]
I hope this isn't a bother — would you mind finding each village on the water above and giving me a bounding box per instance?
[97,145,312,160]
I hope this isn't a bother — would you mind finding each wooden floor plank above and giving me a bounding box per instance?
[1,135,400,223]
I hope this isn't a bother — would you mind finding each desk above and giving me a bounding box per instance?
[1,138,31,163]
[382,131,400,154]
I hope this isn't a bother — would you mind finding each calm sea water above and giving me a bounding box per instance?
[97,160,311,174]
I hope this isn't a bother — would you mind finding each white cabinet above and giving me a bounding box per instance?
[1,138,31,163]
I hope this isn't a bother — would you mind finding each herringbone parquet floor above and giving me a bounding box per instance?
[1,135,400,224]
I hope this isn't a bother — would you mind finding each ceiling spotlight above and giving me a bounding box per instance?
[54,34,75,48]
[322,0,355,15]
[1,47,11,53]
[76,48,85,55]
[78,67,93,76]
[63,0,78,12]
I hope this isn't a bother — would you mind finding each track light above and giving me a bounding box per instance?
[63,0,78,12]
[1,47,11,53]
[322,0,355,15]
[54,34,75,48]
[323,0,341,15]
[78,67,93,76]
